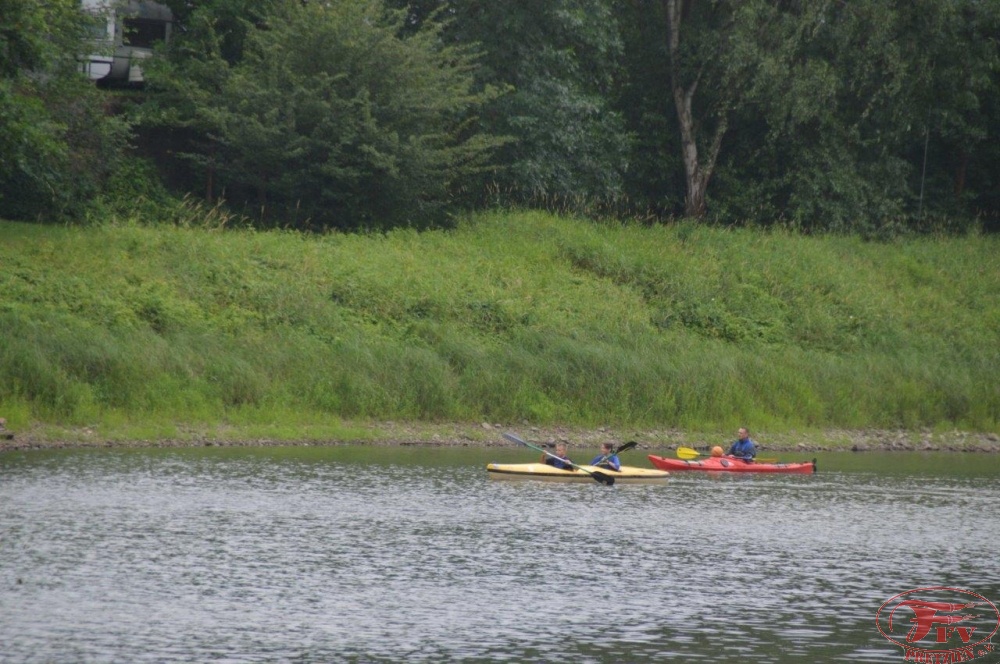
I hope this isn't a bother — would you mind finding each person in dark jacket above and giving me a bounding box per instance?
[728,427,758,461]
[542,442,574,470]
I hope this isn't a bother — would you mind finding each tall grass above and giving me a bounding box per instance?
[1,212,997,440]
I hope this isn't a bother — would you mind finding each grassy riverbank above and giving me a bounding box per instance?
[1,211,998,449]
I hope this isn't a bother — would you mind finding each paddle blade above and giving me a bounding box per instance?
[676,446,701,460]
[591,471,615,486]
[615,441,638,454]
[502,432,528,447]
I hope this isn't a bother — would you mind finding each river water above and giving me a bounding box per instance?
[1,445,998,663]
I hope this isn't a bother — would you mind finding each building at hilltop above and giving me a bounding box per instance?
[80,0,172,87]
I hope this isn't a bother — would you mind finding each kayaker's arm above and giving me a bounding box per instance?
[589,453,621,471]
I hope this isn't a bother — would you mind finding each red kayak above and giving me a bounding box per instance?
[647,454,817,474]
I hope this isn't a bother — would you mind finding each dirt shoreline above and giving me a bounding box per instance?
[1,421,998,453]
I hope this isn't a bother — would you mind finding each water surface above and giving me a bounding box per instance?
[2,447,998,663]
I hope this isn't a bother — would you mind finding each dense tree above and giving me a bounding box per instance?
[616,0,1000,230]
[395,0,633,212]
[618,0,850,221]
[897,0,1000,224]
[709,0,918,231]
[613,0,680,217]
[158,0,279,66]
[142,0,504,230]
[0,0,131,221]
[615,0,813,220]
[714,0,999,231]
[1,0,995,232]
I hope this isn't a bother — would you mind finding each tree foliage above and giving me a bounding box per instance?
[393,0,633,211]
[0,0,131,221]
[143,0,505,230]
[0,0,996,232]
[615,0,1000,230]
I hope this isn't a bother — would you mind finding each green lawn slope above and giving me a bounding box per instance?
[1,211,997,446]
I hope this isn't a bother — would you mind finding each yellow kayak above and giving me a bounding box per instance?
[486,462,669,483]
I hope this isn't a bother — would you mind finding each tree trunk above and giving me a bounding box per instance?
[206,142,216,203]
[664,0,728,219]
[954,150,969,199]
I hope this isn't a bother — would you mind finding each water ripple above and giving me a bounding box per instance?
[1,449,998,662]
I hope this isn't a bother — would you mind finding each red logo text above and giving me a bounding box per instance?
[877,587,999,663]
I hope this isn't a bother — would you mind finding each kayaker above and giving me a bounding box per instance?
[590,442,621,471]
[542,442,574,470]
[728,427,758,461]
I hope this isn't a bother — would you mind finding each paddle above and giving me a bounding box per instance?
[502,432,615,486]
[615,440,639,455]
[676,446,778,463]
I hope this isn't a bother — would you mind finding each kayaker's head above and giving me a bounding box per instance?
[737,427,750,441]
[710,446,724,457]
[554,442,568,457]
[600,442,613,454]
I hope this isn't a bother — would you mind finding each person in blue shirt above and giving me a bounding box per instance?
[590,442,621,471]
[728,427,757,461]
[542,442,574,470]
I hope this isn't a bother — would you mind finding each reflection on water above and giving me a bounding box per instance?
[1,448,998,663]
